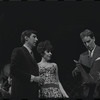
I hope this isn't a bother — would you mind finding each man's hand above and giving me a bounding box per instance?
[72,60,82,77]
[72,67,79,77]
[74,60,82,68]
[30,75,44,83]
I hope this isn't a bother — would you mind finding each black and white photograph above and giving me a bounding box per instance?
[0,1,100,100]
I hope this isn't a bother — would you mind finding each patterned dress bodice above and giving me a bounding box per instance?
[39,63,58,85]
[38,63,62,98]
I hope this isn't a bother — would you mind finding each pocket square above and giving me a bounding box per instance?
[95,57,100,61]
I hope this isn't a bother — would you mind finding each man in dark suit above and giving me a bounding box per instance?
[72,29,100,99]
[10,30,42,100]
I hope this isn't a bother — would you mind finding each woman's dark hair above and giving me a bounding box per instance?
[37,40,53,56]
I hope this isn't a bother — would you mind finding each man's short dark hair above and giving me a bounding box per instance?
[80,29,94,39]
[21,30,37,44]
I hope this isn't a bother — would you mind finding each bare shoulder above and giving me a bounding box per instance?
[51,63,57,67]
[37,62,41,66]
[37,62,40,65]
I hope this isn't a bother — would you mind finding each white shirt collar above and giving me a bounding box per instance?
[23,44,32,53]
[88,45,96,57]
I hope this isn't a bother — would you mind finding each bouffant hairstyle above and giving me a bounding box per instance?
[80,29,95,39]
[21,30,37,44]
[37,40,53,56]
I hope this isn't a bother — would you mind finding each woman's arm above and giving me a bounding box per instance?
[54,63,69,98]
[58,82,69,98]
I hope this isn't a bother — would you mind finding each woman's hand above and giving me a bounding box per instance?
[62,91,69,98]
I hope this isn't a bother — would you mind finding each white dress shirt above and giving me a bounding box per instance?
[88,45,96,58]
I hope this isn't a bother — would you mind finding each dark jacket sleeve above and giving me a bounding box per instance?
[10,48,31,83]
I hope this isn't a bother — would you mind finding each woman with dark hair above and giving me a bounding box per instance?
[37,40,69,99]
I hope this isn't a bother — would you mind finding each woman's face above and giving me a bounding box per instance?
[43,50,52,61]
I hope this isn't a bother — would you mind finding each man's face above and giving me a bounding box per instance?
[27,33,38,47]
[82,36,95,51]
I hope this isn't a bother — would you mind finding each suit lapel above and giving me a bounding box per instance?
[22,46,35,64]
[84,51,91,67]
[90,46,99,67]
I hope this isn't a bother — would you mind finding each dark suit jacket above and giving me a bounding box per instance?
[10,46,39,100]
[79,45,100,83]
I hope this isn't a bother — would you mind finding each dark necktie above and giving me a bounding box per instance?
[30,51,34,59]
[89,50,93,58]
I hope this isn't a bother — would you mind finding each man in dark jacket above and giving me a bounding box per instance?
[10,30,42,100]
[72,29,100,99]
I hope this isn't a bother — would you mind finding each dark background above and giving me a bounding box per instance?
[0,1,100,95]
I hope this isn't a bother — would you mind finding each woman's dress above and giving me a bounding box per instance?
[38,63,62,98]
